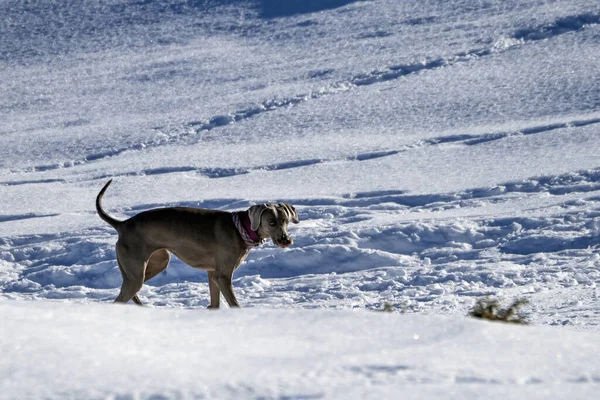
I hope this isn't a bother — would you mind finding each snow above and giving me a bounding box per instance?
[1,301,599,399]
[2,0,600,397]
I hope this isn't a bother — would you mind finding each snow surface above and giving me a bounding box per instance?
[2,0,600,397]
[1,301,599,399]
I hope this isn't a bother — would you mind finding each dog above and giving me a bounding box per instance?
[96,180,299,308]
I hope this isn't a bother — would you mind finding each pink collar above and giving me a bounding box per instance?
[232,211,265,247]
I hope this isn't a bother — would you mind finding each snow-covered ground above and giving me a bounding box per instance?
[2,301,599,399]
[2,0,600,397]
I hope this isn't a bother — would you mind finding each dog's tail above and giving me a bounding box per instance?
[96,179,122,230]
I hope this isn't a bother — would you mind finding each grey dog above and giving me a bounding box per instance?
[96,180,299,308]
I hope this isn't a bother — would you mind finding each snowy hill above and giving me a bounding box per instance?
[1,0,600,396]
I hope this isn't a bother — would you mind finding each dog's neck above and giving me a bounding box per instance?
[232,211,265,247]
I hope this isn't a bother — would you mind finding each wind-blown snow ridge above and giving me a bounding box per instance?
[513,12,600,41]
[82,115,600,181]
[6,113,599,183]
[0,178,66,187]
[0,213,59,223]
[285,167,600,209]
[430,117,600,147]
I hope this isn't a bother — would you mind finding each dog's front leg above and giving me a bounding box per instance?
[211,247,249,308]
[214,271,239,308]
[207,271,220,309]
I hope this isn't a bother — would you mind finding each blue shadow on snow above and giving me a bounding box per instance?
[257,0,360,18]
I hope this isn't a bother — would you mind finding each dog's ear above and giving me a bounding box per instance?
[247,204,269,231]
[278,203,299,224]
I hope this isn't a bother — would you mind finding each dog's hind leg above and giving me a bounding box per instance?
[115,257,144,306]
[129,249,171,306]
[114,269,144,304]
[114,243,146,304]
[114,256,141,304]
[132,294,144,306]
[114,263,144,304]
[144,249,170,283]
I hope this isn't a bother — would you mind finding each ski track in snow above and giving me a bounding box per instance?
[8,11,600,175]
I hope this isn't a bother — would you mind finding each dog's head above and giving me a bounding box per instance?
[247,203,299,248]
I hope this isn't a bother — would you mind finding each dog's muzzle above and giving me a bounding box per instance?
[275,235,293,248]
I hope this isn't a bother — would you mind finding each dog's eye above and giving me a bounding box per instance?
[269,220,276,227]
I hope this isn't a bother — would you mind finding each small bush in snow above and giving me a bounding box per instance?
[469,297,529,324]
